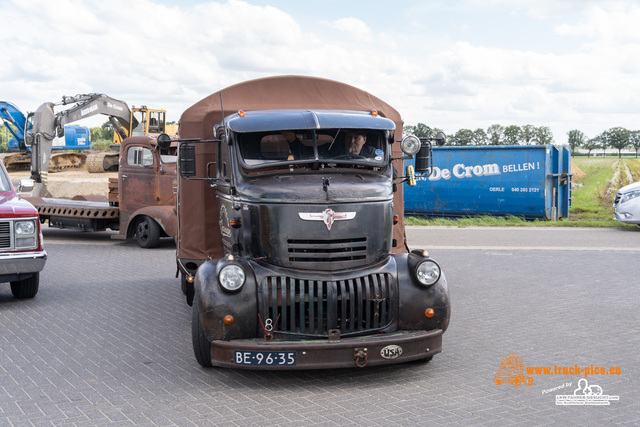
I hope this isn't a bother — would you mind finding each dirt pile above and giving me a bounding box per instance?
[9,168,117,198]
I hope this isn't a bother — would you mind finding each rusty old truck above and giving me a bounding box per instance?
[171,75,450,369]
[24,135,177,248]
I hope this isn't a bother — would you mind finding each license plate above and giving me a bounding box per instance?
[234,351,297,366]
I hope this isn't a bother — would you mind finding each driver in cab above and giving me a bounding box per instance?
[341,131,375,157]
[283,130,376,159]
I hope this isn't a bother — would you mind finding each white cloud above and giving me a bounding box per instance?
[2,0,640,141]
[327,17,373,42]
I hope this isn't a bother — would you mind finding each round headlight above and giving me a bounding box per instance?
[415,259,441,286]
[401,135,421,155]
[218,264,246,291]
[15,220,36,235]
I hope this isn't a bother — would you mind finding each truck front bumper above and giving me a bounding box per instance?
[0,250,47,279]
[209,329,442,369]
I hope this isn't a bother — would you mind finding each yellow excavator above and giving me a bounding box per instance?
[86,104,178,173]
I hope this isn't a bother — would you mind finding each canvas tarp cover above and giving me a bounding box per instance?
[177,75,409,262]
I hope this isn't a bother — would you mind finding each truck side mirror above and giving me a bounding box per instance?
[17,178,34,193]
[157,133,172,150]
[179,144,197,177]
[435,131,446,146]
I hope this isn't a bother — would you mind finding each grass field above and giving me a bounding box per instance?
[406,156,640,228]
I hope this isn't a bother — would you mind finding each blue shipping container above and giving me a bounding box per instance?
[404,145,571,219]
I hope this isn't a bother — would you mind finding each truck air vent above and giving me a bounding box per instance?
[0,221,11,249]
[258,273,396,337]
[286,237,368,270]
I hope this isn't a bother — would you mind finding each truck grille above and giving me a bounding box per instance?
[258,273,396,337]
[286,237,368,270]
[0,221,11,249]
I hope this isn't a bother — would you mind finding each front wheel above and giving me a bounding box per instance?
[135,216,161,248]
[10,273,39,298]
[192,294,213,367]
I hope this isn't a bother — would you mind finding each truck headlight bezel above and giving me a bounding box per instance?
[415,259,441,286]
[15,220,36,235]
[218,263,246,292]
[14,220,38,249]
[400,135,421,156]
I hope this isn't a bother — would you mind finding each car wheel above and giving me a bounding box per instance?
[10,273,39,299]
[135,216,161,248]
[192,293,213,367]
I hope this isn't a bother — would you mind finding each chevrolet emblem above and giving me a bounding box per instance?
[298,209,356,230]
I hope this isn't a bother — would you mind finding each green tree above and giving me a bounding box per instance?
[519,124,536,145]
[629,130,640,158]
[90,121,115,143]
[602,127,630,158]
[503,125,521,145]
[567,129,586,155]
[404,123,433,138]
[1,124,8,151]
[583,136,600,157]
[472,128,488,146]
[450,128,474,146]
[487,124,504,145]
[534,126,554,145]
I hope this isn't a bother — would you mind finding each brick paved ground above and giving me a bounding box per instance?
[0,230,638,426]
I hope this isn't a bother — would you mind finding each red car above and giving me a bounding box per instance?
[0,160,47,298]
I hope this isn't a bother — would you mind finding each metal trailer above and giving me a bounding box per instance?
[404,145,572,219]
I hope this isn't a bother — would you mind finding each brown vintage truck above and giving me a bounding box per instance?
[25,136,177,248]
[170,75,451,369]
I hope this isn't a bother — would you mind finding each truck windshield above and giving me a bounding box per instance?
[237,129,387,170]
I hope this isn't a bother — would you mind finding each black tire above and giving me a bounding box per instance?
[135,216,161,248]
[192,294,213,367]
[10,273,39,299]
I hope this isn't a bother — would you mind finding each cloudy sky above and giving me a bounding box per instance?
[2,0,640,143]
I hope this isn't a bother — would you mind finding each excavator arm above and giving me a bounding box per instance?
[26,93,136,196]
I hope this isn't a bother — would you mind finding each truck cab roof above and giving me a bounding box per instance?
[224,109,395,133]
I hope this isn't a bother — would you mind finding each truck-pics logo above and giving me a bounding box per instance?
[298,209,355,230]
[494,352,534,386]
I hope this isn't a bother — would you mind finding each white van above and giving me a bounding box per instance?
[613,181,640,225]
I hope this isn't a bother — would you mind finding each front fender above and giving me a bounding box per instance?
[394,253,451,334]
[125,205,177,238]
[195,258,258,342]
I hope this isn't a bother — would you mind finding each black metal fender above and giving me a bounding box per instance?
[194,257,258,342]
[123,205,177,239]
[393,252,451,334]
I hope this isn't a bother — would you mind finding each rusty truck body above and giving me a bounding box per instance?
[25,135,177,248]
[174,75,450,369]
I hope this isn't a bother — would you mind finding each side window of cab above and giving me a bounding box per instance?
[127,146,154,167]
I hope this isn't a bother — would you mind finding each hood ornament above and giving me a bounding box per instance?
[299,208,356,230]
